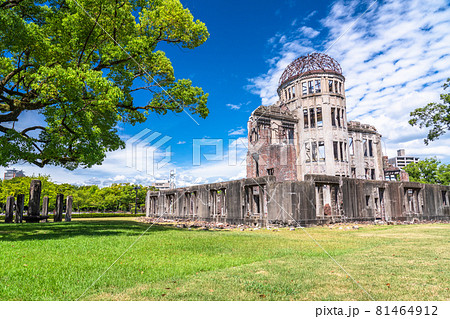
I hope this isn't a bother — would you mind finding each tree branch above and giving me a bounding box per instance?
[78,5,102,67]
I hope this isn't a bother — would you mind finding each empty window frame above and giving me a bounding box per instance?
[267,168,274,176]
[308,80,314,94]
[302,82,307,95]
[292,86,296,98]
[339,82,342,93]
[310,108,316,128]
[336,108,341,127]
[312,141,318,162]
[287,128,294,144]
[305,142,311,162]
[365,168,370,179]
[315,80,321,93]
[371,169,375,180]
[288,88,291,99]
[303,108,309,128]
[334,81,338,94]
[339,142,344,162]
[331,108,336,127]
[285,90,287,100]
[343,142,347,162]
[329,80,333,92]
[349,137,354,156]
[368,140,373,157]
[351,167,356,178]
[363,139,368,157]
[365,195,370,207]
[442,191,448,206]
[318,141,325,161]
[333,141,339,161]
[316,107,323,127]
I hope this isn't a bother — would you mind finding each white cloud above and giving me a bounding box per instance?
[226,103,241,110]
[228,127,246,136]
[299,26,320,38]
[177,141,186,144]
[248,0,450,162]
[304,10,317,21]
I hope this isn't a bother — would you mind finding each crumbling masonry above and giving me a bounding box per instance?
[146,54,450,225]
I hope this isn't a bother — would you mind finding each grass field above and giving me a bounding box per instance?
[0,218,448,301]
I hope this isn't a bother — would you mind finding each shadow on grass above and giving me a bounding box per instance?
[0,220,181,242]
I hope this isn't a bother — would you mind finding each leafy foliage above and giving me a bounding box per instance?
[409,78,450,144]
[404,158,450,185]
[0,0,209,168]
[0,175,156,212]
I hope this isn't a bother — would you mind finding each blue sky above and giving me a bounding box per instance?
[3,0,450,186]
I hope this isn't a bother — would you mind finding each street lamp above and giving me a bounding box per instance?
[133,186,141,215]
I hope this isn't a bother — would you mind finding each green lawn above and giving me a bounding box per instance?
[0,218,448,300]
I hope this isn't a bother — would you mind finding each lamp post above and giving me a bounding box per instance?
[133,186,141,215]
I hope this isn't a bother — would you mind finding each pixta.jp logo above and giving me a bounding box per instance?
[126,129,172,176]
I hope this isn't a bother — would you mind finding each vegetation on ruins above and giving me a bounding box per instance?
[0,0,209,169]
[0,219,448,300]
[409,78,450,144]
[404,158,450,185]
[0,175,155,212]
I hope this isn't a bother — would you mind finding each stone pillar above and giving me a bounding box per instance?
[42,196,49,222]
[5,196,14,223]
[29,179,42,218]
[65,196,73,222]
[15,194,25,223]
[145,191,151,217]
[55,194,64,222]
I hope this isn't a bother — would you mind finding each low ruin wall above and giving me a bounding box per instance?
[146,175,450,226]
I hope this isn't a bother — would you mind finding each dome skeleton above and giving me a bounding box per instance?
[278,53,343,89]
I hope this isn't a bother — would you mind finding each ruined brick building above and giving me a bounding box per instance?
[146,54,450,225]
[247,53,383,182]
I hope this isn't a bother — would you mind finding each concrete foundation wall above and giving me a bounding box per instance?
[146,175,450,226]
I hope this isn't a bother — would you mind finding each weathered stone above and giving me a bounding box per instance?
[15,194,25,223]
[42,196,49,222]
[5,196,14,223]
[54,194,64,222]
[144,175,450,226]
[65,196,73,222]
[28,179,41,217]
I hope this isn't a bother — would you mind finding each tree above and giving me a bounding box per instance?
[409,78,450,144]
[0,0,209,169]
[404,158,450,185]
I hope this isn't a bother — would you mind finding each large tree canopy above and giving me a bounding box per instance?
[409,78,450,145]
[0,0,209,169]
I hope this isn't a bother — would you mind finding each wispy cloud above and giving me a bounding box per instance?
[228,127,246,136]
[304,10,317,21]
[226,103,241,110]
[299,26,320,39]
[248,0,450,162]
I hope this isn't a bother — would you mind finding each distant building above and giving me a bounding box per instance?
[3,168,26,180]
[382,155,409,182]
[388,149,419,169]
[152,181,173,190]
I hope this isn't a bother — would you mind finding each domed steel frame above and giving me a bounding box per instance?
[278,53,343,88]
